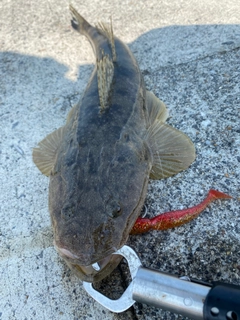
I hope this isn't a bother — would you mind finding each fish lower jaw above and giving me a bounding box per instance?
[56,246,123,282]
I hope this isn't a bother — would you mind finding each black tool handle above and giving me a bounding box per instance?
[203,282,240,320]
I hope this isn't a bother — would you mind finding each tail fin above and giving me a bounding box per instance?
[69,4,92,35]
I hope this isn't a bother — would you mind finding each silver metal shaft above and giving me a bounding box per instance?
[132,267,210,320]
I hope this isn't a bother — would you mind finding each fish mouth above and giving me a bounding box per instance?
[55,246,123,282]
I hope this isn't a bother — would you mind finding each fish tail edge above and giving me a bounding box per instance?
[69,4,91,34]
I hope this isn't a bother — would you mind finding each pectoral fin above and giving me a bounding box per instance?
[145,90,195,179]
[66,104,78,124]
[146,90,169,127]
[32,127,64,176]
[147,122,195,179]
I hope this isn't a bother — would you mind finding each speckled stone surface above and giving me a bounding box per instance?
[0,0,239,319]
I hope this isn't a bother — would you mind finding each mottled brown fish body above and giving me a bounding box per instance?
[32,6,195,282]
[50,42,151,265]
[51,9,151,281]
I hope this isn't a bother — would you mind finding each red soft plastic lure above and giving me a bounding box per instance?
[131,190,231,235]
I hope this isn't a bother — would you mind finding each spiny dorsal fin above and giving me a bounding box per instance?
[146,122,195,179]
[97,53,114,112]
[97,19,116,61]
[32,126,64,176]
[146,90,169,127]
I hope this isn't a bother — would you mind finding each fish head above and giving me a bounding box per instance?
[49,140,150,282]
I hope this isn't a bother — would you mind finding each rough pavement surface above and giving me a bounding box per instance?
[0,0,239,319]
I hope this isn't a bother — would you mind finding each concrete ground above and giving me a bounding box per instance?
[0,0,239,319]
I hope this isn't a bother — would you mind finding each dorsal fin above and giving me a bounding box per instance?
[97,20,116,61]
[97,53,114,112]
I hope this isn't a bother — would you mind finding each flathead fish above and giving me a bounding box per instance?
[33,6,196,282]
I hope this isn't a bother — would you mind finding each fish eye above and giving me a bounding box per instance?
[106,198,122,218]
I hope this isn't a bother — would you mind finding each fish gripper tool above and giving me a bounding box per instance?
[83,245,240,319]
